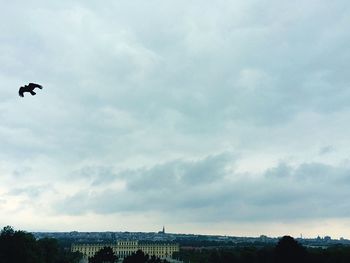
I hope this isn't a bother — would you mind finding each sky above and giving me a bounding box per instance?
[1,0,350,238]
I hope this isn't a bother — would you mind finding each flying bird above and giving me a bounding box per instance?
[18,83,43,97]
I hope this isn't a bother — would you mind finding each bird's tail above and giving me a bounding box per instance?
[30,91,36,96]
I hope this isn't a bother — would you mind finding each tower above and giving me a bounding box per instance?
[158,226,165,234]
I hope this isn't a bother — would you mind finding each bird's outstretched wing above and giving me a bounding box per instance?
[18,87,25,97]
[28,83,43,89]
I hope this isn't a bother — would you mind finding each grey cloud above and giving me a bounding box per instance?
[56,153,235,214]
[70,165,117,186]
[122,153,231,190]
[7,184,52,198]
[56,154,350,223]
[1,0,350,233]
[319,145,334,155]
[1,0,349,155]
[12,166,32,178]
[265,163,292,178]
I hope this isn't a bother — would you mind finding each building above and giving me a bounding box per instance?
[71,240,179,260]
[158,226,165,234]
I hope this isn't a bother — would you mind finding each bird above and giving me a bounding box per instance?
[18,83,43,97]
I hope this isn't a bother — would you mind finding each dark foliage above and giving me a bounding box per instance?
[124,250,149,263]
[175,236,350,263]
[0,226,43,263]
[88,246,118,263]
[123,250,169,263]
[274,235,307,263]
[0,226,82,263]
[38,238,60,263]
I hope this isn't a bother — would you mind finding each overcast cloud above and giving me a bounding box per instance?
[1,0,350,238]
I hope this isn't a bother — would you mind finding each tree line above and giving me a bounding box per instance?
[88,247,170,263]
[3,225,350,263]
[174,235,350,263]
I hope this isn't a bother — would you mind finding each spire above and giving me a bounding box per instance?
[158,226,165,234]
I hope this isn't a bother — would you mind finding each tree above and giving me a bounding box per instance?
[208,250,221,263]
[123,250,149,263]
[148,255,161,263]
[89,246,118,263]
[0,226,83,263]
[274,236,307,263]
[57,250,83,263]
[0,226,43,263]
[0,226,14,237]
[123,250,170,263]
[38,238,59,263]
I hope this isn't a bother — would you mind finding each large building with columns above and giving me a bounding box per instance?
[71,240,179,260]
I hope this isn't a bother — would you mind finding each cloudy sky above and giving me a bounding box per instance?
[1,0,350,238]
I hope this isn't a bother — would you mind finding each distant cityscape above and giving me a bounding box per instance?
[32,227,350,249]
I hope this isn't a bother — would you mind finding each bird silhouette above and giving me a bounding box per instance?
[19,83,43,97]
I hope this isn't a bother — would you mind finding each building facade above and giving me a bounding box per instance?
[71,240,179,260]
